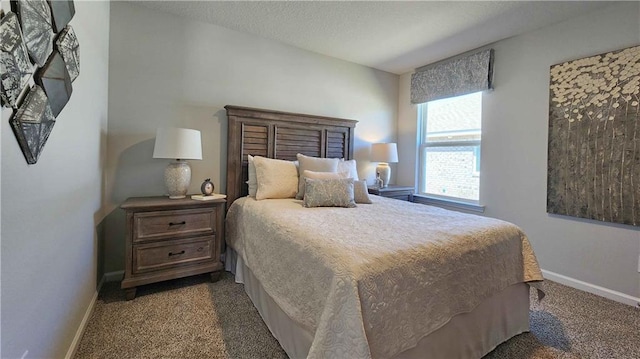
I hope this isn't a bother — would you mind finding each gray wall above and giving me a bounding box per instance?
[398,2,640,300]
[0,2,110,358]
[104,2,399,273]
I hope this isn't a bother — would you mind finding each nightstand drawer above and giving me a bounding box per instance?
[133,236,214,273]
[134,208,215,242]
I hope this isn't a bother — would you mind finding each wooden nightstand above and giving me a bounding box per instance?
[368,185,415,202]
[120,196,226,300]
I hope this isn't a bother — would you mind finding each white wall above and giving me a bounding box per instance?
[104,2,398,272]
[398,2,640,301]
[0,2,110,358]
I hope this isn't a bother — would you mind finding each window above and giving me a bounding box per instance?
[417,92,482,203]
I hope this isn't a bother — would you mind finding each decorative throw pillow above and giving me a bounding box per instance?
[337,159,359,180]
[353,180,372,204]
[247,155,257,197]
[296,154,339,199]
[303,177,357,208]
[253,156,299,200]
[302,170,348,181]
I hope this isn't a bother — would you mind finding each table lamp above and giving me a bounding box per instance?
[371,142,398,188]
[153,127,202,199]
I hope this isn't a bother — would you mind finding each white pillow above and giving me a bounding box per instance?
[353,180,372,204]
[338,159,359,180]
[253,156,299,200]
[247,155,257,197]
[296,154,339,199]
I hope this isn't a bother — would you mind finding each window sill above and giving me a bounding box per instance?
[413,195,485,213]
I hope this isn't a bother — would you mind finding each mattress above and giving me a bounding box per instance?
[226,196,543,359]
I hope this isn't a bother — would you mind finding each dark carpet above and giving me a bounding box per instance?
[74,273,640,358]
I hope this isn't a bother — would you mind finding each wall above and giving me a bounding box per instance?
[398,2,640,302]
[104,2,398,273]
[0,1,110,358]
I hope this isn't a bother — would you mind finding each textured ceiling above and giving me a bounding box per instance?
[136,1,615,74]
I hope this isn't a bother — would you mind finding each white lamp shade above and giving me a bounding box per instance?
[153,128,203,160]
[371,143,398,163]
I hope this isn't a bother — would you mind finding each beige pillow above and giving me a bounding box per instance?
[296,154,339,199]
[353,180,372,204]
[302,170,347,182]
[338,159,359,180]
[253,156,299,200]
[247,155,257,197]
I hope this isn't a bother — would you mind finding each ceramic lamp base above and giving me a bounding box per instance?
[164,160,191,199]
[377,162,391,188]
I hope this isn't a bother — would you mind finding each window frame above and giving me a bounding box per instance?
[416,92,484,208]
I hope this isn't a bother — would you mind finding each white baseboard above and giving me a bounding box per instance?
[542,269,640,308]
[64,277,104,359]
[64,271,124,359]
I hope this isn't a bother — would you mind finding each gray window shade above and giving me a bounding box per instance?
[411,49,494,104]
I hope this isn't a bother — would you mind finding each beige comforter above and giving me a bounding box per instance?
[226,196,543,359]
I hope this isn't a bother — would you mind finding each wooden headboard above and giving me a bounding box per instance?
[225,105,358,206]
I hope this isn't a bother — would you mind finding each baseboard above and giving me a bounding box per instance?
[542,269,640,307]
[64,271,125,358]
[64,277,104,359]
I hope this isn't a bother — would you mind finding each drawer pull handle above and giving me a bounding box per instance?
[168,250,185,257]
[197,247,203,252]
[169,221,186,226]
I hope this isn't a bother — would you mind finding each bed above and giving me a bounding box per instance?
[223,105,544,359]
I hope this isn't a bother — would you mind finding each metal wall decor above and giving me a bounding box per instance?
[1,0,79,165]
[48,0,74,33]
[10,85,56,164]
[55,25,78,81]
[0,11,33,107]
[11,0,54,67]
[547,45,640,226]
[35,50,71,117]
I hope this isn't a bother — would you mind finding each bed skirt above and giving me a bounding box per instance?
[225,248,530,359]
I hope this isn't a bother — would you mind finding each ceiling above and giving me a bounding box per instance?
[136,1,616,75]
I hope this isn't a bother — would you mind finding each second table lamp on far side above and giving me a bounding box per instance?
[371,142,398,188]
[153,127,202,199]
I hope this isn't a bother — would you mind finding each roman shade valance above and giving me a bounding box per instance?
[411,49,494,104]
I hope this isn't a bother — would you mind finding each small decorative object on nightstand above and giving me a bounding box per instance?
[368,185,414,202]
[200,178,214,196]
[120,196,226,300]
[375,172,384,189]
